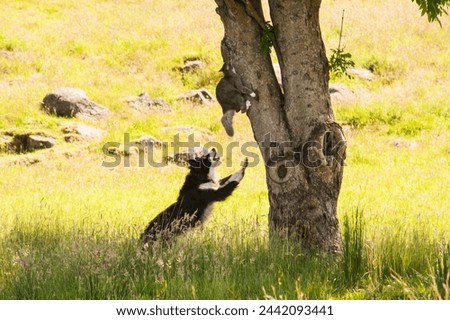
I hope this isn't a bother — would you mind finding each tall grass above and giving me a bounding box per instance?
[341,208,366,287]
[1,207,448,299]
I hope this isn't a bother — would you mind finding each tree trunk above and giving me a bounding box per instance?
[215,0,346,252]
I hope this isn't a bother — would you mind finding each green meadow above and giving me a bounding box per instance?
[0,0,449,299]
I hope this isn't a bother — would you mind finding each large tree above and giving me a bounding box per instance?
[214,0,448,252]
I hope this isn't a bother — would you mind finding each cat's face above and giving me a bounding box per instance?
[206,148,220,168]
[188,148,220,173]
[219,62,236,75]
[187,148,220,183]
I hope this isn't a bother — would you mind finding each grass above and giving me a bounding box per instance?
[1,207,448,299]
[0,0,449,299]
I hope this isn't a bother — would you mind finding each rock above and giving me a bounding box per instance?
[64,134,82,143]
[177,60,206,73]
[132,135,163,150]
[126,92,172,114]
[347,68,375,81]
[166,146,208,166]
[329,83,356,104]
[27,135,56,150]
[41,87,109,121]
[62,123,105,141]
[177,88,215,105]
[106,146,139,156]
[8,134,56,153]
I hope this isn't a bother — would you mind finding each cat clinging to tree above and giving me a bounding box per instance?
[216,61,256,137]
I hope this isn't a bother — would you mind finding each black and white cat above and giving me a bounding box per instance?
[140,148,248,245]
[216,62,256,137]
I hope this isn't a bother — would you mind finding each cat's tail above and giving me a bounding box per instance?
[221,110,235,137]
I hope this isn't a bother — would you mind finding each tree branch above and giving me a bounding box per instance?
[215,0,290,146]
[268,0,333,144]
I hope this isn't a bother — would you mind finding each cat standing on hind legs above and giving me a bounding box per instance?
[216,62,256,137]
[140,148,248,247]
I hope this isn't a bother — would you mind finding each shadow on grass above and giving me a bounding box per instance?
[0,211,448,299]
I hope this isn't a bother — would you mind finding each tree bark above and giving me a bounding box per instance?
[215,0,346,252]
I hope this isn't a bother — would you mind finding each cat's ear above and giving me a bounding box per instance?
[208,148,217,158]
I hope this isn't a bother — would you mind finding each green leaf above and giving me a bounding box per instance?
[260,22,275,56]
[411,0,449,25]
[329,48,355,79]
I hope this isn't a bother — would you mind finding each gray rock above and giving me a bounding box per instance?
[106,146,139,156]
[64,134,82,143]
[134,136,163,149]
[41,87,109,121]
[178,60,206,73]
[347,68,375,81]
[62,123,105,142]
[126,92,171,114]
[132,135,163,150]
[177,88,215,104]
[75,124,105,140]
[329,83,356,104]
[8,134,56,153]
[27,135,56,150]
